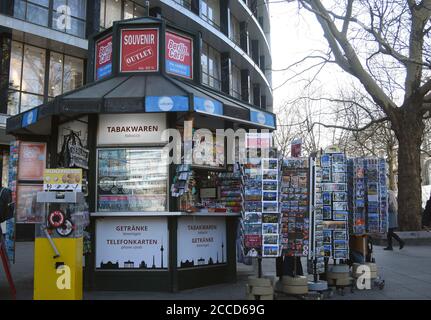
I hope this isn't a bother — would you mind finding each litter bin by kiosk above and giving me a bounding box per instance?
[34,169,88,300]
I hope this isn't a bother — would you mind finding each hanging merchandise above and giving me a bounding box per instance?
[58,131,89,170]
[279,158,311,257]
[320,151,349,260]
[349,158,388,235]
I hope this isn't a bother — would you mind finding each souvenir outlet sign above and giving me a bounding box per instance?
[120,28,159,73]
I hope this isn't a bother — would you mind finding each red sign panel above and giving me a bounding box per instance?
[165,31,193,79]
[95,35,113,80]
[120,28,159,73]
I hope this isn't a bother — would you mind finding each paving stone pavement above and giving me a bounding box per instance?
[1,242,430,300]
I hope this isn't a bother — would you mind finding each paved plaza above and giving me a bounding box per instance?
[1,242,431,300]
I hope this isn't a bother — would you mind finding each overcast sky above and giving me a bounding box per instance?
[269,2,346,115]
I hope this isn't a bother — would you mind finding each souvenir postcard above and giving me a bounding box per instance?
[322,167,331,182]
[263,245,279,257]
[334,250,348,259]
[263,234,279,245]
[333,192,348,202]
[262,223,279,234]
[323,206,332,220]
[334,240,348,250]
[262,213,279,223]
[333,230,347,240]
[333,202,348,211]
[263,202,278,213]
[321,154,331,167]
[334,211,348,221]
[323,230,332,243]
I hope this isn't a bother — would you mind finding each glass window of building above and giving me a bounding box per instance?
[173,0,191,10]
[48,53,84,98]
[229,13,241,45]
[123,0,145,19]
[8,41,84,115]
[230,63,241,99]
[201,42,221,90]
[13,0,50,27]
[52,0,87,38]
[8,43,46,114]
[100,0,122,29]
[200,0,220,29]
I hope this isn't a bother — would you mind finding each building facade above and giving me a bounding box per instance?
[0,0,272,237]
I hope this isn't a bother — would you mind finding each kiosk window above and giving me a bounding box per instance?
[97,148,168,212]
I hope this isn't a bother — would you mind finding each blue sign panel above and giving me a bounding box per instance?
[97,64,112,80]
[22,108,38,127]
[250,110,275,128]
[194,97,223,116]
[145,96,189,112]
[166,60,191,78]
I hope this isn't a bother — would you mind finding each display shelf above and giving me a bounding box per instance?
[90,211,241,217]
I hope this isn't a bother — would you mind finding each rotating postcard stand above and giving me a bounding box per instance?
[34,169,88,300]
[241,146,281,279]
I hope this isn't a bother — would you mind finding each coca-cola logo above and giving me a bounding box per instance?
[98,42,112,65]
[167,39,189,62]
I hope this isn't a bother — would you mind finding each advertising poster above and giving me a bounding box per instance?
[165,31,193,79]
[16,184,44,223]
[120,28,159,73]
[95,34,113,80]
[43,168,82,192]
[96,217,168,270]
[17,142,46,181]
[177,217,227,268]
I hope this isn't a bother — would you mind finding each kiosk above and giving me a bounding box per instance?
[6,17,276,292]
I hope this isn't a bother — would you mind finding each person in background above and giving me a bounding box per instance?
[384,190,405,250]
[422,194,431,231]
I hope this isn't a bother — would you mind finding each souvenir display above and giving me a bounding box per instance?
[308,157,325,274]
[280,158,310,257]
[241,149,280,257]
[241,157,263,257]
[349,157,388,234]
[319,152,349,260]
[216,171,242,213]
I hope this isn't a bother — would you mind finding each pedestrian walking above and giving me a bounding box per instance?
[384,190,405,250]
[422,194,431,231]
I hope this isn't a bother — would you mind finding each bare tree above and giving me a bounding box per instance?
[283,0,431,230]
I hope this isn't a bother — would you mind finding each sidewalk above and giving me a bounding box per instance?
[1,242,431,300]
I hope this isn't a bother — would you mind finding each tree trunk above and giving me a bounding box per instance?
[395,114,423,231]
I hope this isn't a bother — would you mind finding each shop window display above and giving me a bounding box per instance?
[97,148,169,212]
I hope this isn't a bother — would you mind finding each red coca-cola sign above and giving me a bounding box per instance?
[120,28,159,73]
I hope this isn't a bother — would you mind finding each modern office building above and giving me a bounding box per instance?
[0,0,272,236]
